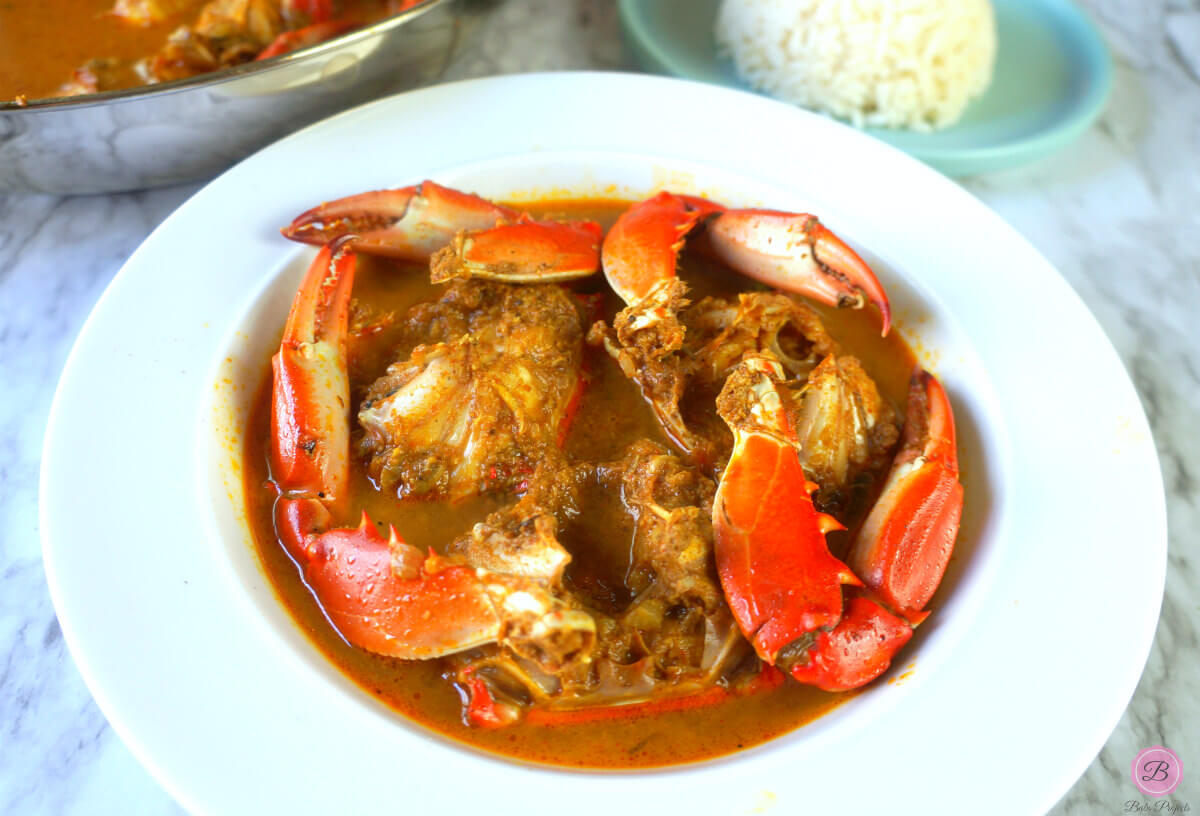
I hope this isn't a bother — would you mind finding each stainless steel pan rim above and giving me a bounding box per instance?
[0,0,471,193]
[0,0,447,112]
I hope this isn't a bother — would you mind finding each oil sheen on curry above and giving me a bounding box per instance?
[242,184,965,768]
[0,0,422,103]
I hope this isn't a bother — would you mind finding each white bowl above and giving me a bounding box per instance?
[42,72,1165,815]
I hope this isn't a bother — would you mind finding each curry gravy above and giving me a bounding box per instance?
[0,0,409,102]
[242,200,917,768]
[0,0,188,100]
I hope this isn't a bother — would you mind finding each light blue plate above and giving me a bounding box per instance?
[618,0,1113,175]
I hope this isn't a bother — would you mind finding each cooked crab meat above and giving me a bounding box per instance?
[585,277,693,443]
[589,289,847,469]
[447,460,583,581]
[689,292,839,385]
[612,439,721,613]
[138,0,284,81]
[57,59,125,95]
[571,440,743,687]
[460,441,743,709]
[789,354,899,517]
[135,0,343,82]
[359,281,583,501]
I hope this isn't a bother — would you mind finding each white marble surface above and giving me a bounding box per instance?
[1,0,1196,813]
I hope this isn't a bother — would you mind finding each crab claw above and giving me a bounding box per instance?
[706,210,891,336]
[270,235,357,507]
[287,510,506,659]
[281,180,519,259]
[784,595,912,692]
[713,355,924,692]
[847,369,963,621]
[431,218,602,283]
[712,356,862,662]
[601,191,725,305]
[274,502,597,661]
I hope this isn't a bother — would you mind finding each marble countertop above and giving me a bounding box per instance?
[2,0,1196,812]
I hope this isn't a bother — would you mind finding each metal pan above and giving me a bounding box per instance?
[0,0,471,194]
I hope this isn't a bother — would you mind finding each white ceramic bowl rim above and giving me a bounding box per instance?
[41,72,1165,816]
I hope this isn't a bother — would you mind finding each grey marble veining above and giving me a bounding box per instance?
[1,1,1196,813]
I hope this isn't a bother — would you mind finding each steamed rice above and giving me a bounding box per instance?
[715,0,997,131]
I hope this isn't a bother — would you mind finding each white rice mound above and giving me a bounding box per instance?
[715,0,997,131]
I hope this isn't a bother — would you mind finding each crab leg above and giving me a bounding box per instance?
[847,369,963,622]
[712,355,917,692]
[270,238,588,660]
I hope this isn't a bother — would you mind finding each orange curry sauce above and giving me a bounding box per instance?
[0,0,184,100]
[241,199,918,768]
[0,0,407,102]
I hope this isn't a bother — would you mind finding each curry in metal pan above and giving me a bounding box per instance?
[1,0,422,103]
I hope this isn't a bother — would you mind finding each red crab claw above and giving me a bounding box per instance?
[430,217,602,283]
[712,356,861,659]
[712,355,914,692]
[706,210,891,336]
[281,180,520,259]
[601,191,724,305]
[282,510,506,659]
[601,193,891,335]
[847,369,963,622]
[270,234,357,507]
[784,595,913,691]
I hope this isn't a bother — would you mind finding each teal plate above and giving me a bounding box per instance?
[618,0,1113,175]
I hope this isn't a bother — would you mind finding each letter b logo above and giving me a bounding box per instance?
[1131,747,1182,797]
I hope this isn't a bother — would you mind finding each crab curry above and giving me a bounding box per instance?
[241,183,964,767]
